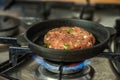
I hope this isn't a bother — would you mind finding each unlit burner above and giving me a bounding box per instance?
[0,15,20,37]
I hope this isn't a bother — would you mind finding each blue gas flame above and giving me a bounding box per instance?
[32,54,91,71]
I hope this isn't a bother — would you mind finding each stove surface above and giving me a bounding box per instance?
[1,56,116,80]
[0,6,120,80]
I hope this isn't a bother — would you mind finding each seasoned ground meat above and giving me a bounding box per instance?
[44,26,95,50]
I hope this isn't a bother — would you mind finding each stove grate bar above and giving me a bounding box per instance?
[0,54,30,74]
[0,73,19,80]
[0,54,31,80]
[9,46,32,66]
[0,37,19,46]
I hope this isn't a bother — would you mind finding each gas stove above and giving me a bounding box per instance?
[0,2,120,80]
[0,40,117,80]
[0,38,115,80]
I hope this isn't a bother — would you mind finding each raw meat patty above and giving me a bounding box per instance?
[44,26,95,50]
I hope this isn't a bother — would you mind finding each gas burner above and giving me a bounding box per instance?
[42,59,90,74]
[32,55,90,74]
[32,55,95,80]
[35,65,95,80]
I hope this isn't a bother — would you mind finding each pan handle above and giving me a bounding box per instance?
[98,52,120,62]
[105,27,116,37]
[17,33,28,46]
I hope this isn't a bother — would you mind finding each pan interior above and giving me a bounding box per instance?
[26,19,109,50]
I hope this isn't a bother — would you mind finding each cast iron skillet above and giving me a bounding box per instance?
[23,19,111,62]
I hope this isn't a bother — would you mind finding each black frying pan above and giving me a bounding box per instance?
[23,19,111,62]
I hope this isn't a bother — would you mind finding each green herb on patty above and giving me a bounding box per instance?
[63,44,69,49]
[64,29,72,34]
[44,43,50,48]
[80,32,83,34]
